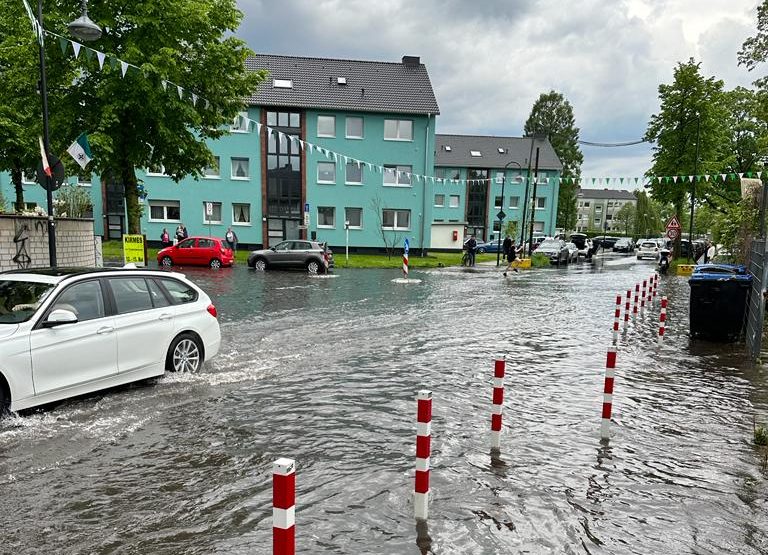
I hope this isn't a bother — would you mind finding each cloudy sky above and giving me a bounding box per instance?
[236,0,762,188]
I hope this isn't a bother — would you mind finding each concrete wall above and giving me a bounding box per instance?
[431,222,465,250]
[0,215,95,272]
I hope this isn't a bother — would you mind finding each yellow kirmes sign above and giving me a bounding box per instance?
[123,234,146,266]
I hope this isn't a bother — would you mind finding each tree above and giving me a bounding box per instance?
[634,191,661,238]
[44,0,267,233]
[738,0,768,89]
[721,87,768,175]
[615,202,636,236]
[524,91,583,231]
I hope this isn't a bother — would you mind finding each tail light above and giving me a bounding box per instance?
[206,304,218,318]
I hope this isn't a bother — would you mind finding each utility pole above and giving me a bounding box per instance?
[527,147,541,255]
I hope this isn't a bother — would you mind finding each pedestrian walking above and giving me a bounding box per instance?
[706,241,716,263]
[465,235,477,267]
[225,226,238,252]
[175,224,185,245]
[160,227,172,248]
[503,240,522,277]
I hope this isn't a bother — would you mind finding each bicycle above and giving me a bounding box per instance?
[461,251,471,267]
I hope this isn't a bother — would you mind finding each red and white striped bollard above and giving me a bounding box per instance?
[612,294,621,344]
[273,458,296,555]
[658,296,668,345]
[600,347,617,440]
[491,359,505,450]
[652,273,658,301]
[633,283,639,321]
[403,251,409,278]
[647,275,654,306]
[415,390,432,520]
[640,280,647,315]
[623,289,631,332]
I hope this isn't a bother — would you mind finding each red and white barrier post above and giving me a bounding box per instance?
[491,359,505,450]
[403,251,409,278]
[600,347,617,440]
[612,294,621,344]
[273,458,296,555]
[623,289,631,332]
[415,390,432,520]
[658,296,668,345]
[652,273,659,301]
[647,275,654,306]
[633,283,639,321]
[640,280,647,316]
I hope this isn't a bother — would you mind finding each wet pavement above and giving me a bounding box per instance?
[1,255,767,554]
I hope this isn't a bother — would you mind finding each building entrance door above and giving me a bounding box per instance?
[267,218,301,243]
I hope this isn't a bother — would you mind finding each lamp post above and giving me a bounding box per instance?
[37,0,101,267]
[527,146,542,259]
[495,160,522,266]
[688,112,701,263]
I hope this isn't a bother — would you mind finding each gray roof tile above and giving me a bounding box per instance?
[245,54,440,115]
[577,188,636,200]
[435,134,562,171]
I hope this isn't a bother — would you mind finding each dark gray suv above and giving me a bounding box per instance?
[247,240,334,274]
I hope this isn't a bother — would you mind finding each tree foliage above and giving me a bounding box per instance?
[615,202,635,236]
[524,90,583,230]
[739,0,768,88]
[633,191,661,238]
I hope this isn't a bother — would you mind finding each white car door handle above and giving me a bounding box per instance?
[159,313,173,321]
[96,326,114,335]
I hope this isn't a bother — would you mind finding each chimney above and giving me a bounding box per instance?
[402,55,420,66]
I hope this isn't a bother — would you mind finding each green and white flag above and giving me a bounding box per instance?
[67,133,92,169]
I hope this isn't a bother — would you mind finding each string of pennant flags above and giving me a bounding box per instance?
[20,0,766,190]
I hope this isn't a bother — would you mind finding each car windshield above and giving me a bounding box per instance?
[539,241,560,249]
[641,242,656,248]
[0,280,55,324]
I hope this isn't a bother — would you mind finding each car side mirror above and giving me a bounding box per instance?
[43,309,78,328]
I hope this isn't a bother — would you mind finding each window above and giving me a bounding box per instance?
[318,206,335,228]
[533,221,544,233]
[160,278,198,304]
[493,220,501,231]
[536,197,546,209]
[345,162,363,184]
[231,157,250,180]
[584,202,590,207]
[77,173,92,186]
[449,195,460,208]
[345,207,362,228]
[232,203,251,225]
[273,79,293,89]
[382,209,410,230]
[509,196,519,209]
[317,115,336,137]
[606,214,613,220]
[52,280,105,322]
[230,111,249,133]
[146,163,166,176]
[22,172,36,184]
[267,111,300,128]
[203,202,222,224]
[149,200,180,222]
[594,218,601,226]
[494,196,503,209]
[110,278,154,314]
[470,150,482,157]
[434,194,445,207]
[147,280,171,308]
[346,117,364,139]
[318,162,336,183]
[383,165,412,186]
[204,157,220,178]
[384,119,413,141]
[595,205,602,213]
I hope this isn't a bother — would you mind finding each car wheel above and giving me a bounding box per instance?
[166,333,203,373]
[477,247,486,254]
[161,256,173,267]
[252,258,267,271]
[0,385,10,418]
[307,259,321,274]
[209,258,222,269]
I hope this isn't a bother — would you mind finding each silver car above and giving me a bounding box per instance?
[247,240,333,274]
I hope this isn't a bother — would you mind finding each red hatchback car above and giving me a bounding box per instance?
[157,236,235,269]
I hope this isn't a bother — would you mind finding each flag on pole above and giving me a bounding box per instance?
[38,136,51,177]
[67,133,93,169]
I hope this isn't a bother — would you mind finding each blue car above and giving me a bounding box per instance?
[477,240,504,254]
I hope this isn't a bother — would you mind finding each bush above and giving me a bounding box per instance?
[53,184,93,218]
[531,253,550,267]
[756,424,768,447]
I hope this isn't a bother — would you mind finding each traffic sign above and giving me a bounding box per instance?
[205,202,213,216]
[667,228,679,240]
[666,215,681,230]
[496,210,506,220]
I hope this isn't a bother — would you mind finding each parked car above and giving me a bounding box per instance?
[565,242,579,262]
[157,237,235,269]
[597,236,620,250]
[636,240,660,260]
[613,238,635,253]
[248,240,333,274]
[0,267,221,414]
[535,239,570,265]
[479,239,504,254]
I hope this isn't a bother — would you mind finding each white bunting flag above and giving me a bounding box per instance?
[672,176,678,183]
[758,171,763,178]
[177,86,183,100]
[161,80,168,91]
[721,174,727,181]
[705,175,711,182]
[367,162,372,170]
[738,172,744,179]
[255,122,262,133]
[97,51,106,69]
[191,93,198,106]
[72,42,82,58]
[120,61,129,77]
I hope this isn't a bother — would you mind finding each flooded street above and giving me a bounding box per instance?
[2,257,767,554]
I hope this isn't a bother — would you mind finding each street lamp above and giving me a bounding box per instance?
[38,0,101,267]
[495,160,522,266]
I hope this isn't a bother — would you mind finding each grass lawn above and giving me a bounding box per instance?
[101,240,499,269]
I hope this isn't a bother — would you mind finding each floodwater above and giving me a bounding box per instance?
[1,255,767,554]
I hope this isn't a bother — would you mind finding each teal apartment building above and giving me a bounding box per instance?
[1,53,562,253]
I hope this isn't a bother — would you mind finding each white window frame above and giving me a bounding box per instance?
[345,207,363,229]
[533,221,545,233]
[317,115,336,138]
[22,172,36,185]
[345,116,364,139]
[449,195,460,208]
[494,196,503,209]
[595,205,602,213]
[536,197,546,210]
[145,164,167,177]
[434,194,445,207]
[317,206,336,228]
[203,201,223,225]
[232,203,251,226]
[204,156,221,179]
[470,150,482,157]
[273,79,293,89]
[318,162,336,184]
[383,164,412,187]
[230,157,250,180]
[77,173,92,187]
[382,209,411,230]
[148,200,181,223]
[509,196,519,209]
[345,162,363,185]
[383,119,413,141]
[230,111,249,133]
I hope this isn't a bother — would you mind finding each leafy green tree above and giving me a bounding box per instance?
[615,202,635,236]
[721,87,768,174]
[738,0,768,89]
[524,91,583,231]
[634,191,661,238]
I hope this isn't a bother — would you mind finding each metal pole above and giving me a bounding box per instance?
[520,137,536,256]
[496,174,505,267]
[688,114,700,263]
[345,221,349,263]
[527,147,541,257]
[38,0,56,267]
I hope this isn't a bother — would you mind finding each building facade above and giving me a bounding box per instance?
[575,188,637,234]
[433,134,562,248]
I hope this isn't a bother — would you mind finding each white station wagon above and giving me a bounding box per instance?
[0,268,221,414]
